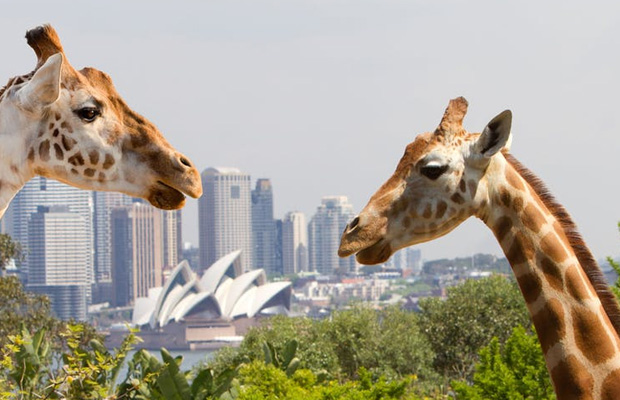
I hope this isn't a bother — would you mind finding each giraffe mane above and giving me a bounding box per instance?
[504,152,620,335]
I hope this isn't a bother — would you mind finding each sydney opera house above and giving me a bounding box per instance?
[125,250,291,349]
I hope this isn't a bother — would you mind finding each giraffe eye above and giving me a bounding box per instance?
[420,164,449,180]
[75,107,100,123]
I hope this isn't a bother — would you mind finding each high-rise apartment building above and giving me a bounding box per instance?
[199,167,252,272]
[281,211,308,276]
[7,177,94,288]
[27,206,89,320]
[162,210,182,270]
[252,179,277,275]
[308,196,357,275]
[110,201,163,307]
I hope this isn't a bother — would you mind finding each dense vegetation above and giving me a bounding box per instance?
[0,274,557,399]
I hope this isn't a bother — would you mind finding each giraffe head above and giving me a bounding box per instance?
[0,25,201,209]
[339,97,512,264]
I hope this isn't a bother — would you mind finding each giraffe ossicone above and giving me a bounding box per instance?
[339,97,620,400]
[0,25,202,218]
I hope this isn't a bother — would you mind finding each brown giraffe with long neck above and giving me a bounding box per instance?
[339,97,620,399]
[0,25,201,218]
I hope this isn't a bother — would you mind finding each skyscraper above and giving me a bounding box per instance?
[162,210,182,270]
[92,191,133,303]
[308,196,357,275]
[199,167,252,272]
[281,211,308,276]
[252,179,277,275]
[27,206,89,320]
[7,177,94,288]
[111,201,163,307]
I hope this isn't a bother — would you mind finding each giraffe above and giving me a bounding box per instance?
[0,25,202,218]
[338,97,620,399]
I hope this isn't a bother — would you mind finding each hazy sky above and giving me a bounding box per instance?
[2,1,620,262]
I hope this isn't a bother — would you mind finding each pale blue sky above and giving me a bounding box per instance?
[2,1,620,261]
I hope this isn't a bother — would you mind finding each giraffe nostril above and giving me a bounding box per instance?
[348,216,360,231]
[179,156,192,168]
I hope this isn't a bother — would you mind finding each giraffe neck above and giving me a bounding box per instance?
[480,154,620,399]
[0,78,38,218]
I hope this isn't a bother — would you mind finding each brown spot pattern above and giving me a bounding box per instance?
[532,298,565,354]
[84,168,96,177]
[494,217,513,242]
[436,201,448,219]
[61,135,76,151]
[467,180,477,197]
[423,204,433,219]
[89,150,100,165]
[60,121,73,133]
[27,148,35,161]
[98,172,106,182]
[39,140,50,161]
[565,265,592,302]
[573,307,616,364]
[451,192,465,204]
[550,356,593,400]
[540,256,564,292]
[512,196,524,213]
[522,203,546,233]
[53,144,63,160]
[459,178,466,193]
[507,232,535,266]
[54,113,61,121]
[540,232,569,263]
[516,269,542,304]
[103,154,115,169]
[68,153,85,166]
[499,188,511,208]
[70,168,78,174]
[601,368,620,400]
[505,166,525,191]
[52,128,59,137]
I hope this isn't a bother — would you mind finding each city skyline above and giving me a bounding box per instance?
[1,2,619,263]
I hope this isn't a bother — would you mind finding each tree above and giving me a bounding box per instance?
[0,234,23,276]
[607,222,620,300]
[418,275,531,380]
[0,276,59,348]
[452,326,555,399]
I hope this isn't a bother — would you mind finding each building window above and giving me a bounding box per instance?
[231,186,240,199]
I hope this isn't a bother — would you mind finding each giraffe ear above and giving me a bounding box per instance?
[475,110,512,157]
[17,53,63,111]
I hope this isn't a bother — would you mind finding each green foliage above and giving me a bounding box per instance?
[0,276,60,348]
[0,234,23,272]
[418,275,531,380]
[607,222,620,300]
[452,326,555,399]
[210,305,435,383]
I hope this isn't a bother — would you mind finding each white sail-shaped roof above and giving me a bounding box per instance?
[200,250,242,294]
[132,252,291,329]
[222,269,266,317]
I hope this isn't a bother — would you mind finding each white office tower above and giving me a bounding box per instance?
[199,167,253,272]
[308,196,357,275]
[282,211,308,275]
[27,206,90,320]
[7,177,94,287]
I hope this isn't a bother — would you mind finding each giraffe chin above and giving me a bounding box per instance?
[354,240,393,265]
[147,182,186,210]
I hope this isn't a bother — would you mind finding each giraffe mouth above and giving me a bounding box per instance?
[147,181,187,210]
[351,240,393,265]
